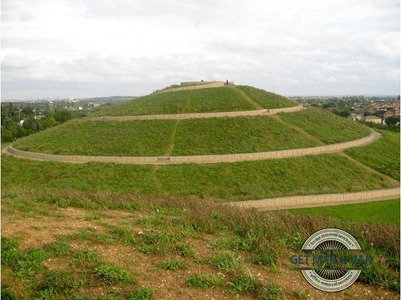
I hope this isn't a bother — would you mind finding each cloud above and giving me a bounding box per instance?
[1,0,399,98]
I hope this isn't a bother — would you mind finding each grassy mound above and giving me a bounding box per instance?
[90,87,258,116]
[14,109,372,157]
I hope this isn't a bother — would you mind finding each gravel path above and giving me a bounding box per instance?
[85,105,304,121]
[5,130,380,165]
[227,187,400,210]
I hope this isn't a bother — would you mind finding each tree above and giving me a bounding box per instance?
[385,116,400,126]
[39,115,59,130]
[23,116,40,133]
[1,129,14,142]
[54,109,72,123]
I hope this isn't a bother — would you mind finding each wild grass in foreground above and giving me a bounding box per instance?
[1,189,399,299]
[287,199,400,225]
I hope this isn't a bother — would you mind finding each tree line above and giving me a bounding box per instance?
[1,103,73,142]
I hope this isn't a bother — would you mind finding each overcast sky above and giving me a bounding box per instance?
[2,0,400,99]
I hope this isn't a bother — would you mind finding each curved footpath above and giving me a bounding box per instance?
[227,187,400,210]
[5,129,381,165]
[85,105,303,121]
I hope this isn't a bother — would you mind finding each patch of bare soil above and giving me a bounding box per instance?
[2,205,399,299]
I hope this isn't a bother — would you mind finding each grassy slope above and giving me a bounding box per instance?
[172,116,320,155]
[13,111,373,156]
[90,90,191,116]
[287,199,400,225]
[345,130,400,180]
[13,119,176,156]
[187,87,257,112]
[2,154,397,201]
[90,87,256,116]
[236,85,296,108]
[278,107,371,144]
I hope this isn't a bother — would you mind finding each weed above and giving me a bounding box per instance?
[186,274,223,288]
[210,252,242,274]
[138,233,176,255]
[210,238,232,250]
[293,290,310,299]
[35,269,84,296]
[137,216,166,229]
[84,212,102,221]
[2,241,50,278]
[71,249,99,267]
[93,264,132,285]
[129,286,155,300]
[95,233,114,244]
[158,260,189,270]
[174,243,197,257]
[72,228,96,240]
[228,275,258,294]
[260,283,283,300]
[47,238,71,255]
[250,252,277,266]
[109,227,136,245]
[1,285,15,300]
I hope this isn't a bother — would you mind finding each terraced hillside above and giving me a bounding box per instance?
[2,83,400,299]
[6,83,399,202]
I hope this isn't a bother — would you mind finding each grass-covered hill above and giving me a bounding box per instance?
[89,85,296,116]
[13,107,371,157]
[2,83,400,299]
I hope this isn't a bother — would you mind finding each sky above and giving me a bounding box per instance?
[1,0,400,99]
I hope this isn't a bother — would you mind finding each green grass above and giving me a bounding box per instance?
[187,87,257,112]
[158,260,189,270]
[93,264,132,284]
[186,274,224,288]
[210,252,243,274]
[287,199,400,225]
[172,116,320,155]
[90,90,192,116]
[2,153,397,201]
[13,108,374,157]
[129,287,155,300]
[278,107,371,143]
[90,87,257,116]
[228,275,258,294]
[236,85,297,108]
[1,190,399,298]
[14,115,324,156]
[13,119,175,156]
[346,130,400,180]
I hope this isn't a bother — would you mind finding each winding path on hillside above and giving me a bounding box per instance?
[5,129,381,165]
[227,187,400,210]
[85,104,303,121]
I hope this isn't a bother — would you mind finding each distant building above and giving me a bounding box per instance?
[364,116,382,124]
